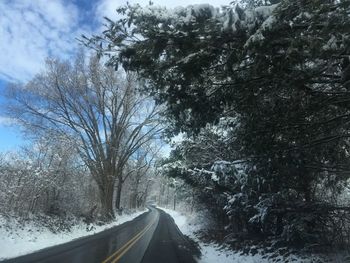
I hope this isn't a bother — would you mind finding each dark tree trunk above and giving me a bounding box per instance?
[115,180,123,211]
[99,184,115,221]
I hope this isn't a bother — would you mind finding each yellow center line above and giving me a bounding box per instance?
[102,224,150,263]
[111,220,155,263]
[102,217,157,263]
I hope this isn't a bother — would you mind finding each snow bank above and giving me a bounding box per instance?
[0,209,147,260]
[157,207,200,236]
[157,207,321,263]
[158,206,266,262]
[198,243,309,263]
[200,243,264,263]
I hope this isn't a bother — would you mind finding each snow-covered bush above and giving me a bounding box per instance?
[0,138,99,220]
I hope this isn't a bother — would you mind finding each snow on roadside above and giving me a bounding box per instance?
[157,207,318,263]
[0,209,147,260]
[157,207,200,237]
[158,206,267,262]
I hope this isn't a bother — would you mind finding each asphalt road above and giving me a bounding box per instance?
[1,208,199,263]
[141,209,198,263]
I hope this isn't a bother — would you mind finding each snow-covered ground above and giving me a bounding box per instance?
[0,209,147,260]
[158,207,321,263]
[158,207,270,262]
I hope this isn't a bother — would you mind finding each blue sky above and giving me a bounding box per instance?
[0,0,229,152]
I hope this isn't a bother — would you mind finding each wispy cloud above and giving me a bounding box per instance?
[0,116,16,126]
[0,0,85,82]
[0,0,230,83]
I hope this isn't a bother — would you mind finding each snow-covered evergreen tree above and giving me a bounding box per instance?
[86,0,350,249]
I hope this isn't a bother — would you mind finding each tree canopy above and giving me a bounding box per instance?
[5,53,161,220]
[86,0,350,248]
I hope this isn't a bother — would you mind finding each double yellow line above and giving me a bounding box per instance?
[102,217,157,263]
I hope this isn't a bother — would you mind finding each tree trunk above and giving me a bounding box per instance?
[99,184,115,221]
[166,184,170,207]
[115,181,123,211]
[131,179,139,209]
[130,192,136,209]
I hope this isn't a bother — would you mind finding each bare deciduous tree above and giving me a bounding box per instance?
[127,143,160,209]
[5,53,161,220]
[0,136,96,218]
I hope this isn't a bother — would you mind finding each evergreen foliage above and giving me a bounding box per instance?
[86,0,350,250]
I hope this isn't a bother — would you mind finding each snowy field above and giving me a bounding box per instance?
[158,207,323,263]
[0,209,147,260]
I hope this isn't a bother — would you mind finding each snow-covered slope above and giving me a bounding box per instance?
[0,209,147,260]
[157,207,322,263]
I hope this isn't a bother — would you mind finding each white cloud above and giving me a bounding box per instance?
[0,116,16,126]
[0,0,232,83]
[0,0,83,82]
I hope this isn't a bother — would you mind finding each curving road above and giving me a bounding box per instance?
[1,208,198,263]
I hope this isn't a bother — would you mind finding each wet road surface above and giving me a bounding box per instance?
[141,209,197,263]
